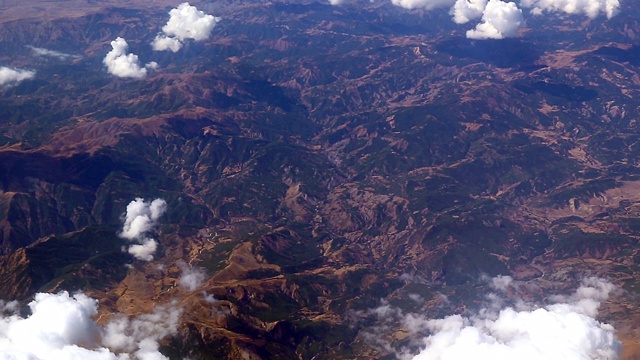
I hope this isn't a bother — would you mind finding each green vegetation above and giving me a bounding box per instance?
[23,225,127,295]
[199,240,238,273]
[550,226,635,259]
[257,226,322,268]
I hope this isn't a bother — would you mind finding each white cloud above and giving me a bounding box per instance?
[119,198,167,261]
[371,277,621,359]
[389,0,618,40]
[466,0,524,39]
[177,263,206,291]
[151,3,220,53]
[0,291,180,360]
[103,37,156,79]
[519,0,620,18]
[451,0,488,23]
[120,198,167,241]
[0,300,18,314]
[547,277,617,318]
[490,274,515,291]
[390,0,456,9]
[203,292,217,303]
[408,293,425,304]
[102,301,182,360]
[151,35,183,52]
[127,239,159,262]
[413,302,619,359]
[0,66,35,86]
[27,46,81,60]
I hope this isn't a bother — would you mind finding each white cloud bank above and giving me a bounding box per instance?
[104,38,158,79]
[152,3,221,53]
[379,0,621,39]
[361,277,621,360]
[0,291,180,360]
[415,278,620,360]
[0,66,35,86]
[520,0,620,18]
[119,198,167,261]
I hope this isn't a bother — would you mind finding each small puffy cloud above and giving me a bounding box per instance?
[203,292,217,303]
[151,35,183,52]
[0,66,35,86]
[127,239,159,262]
[0,291,180,360]
[151,3,220,53]
[120,198,167,241]
[391,0,456,10]
[119,198,167,261]
[162,3,220,41]
[103,37,156,79]
[466,0,524,39]
[177,262,207,291]
[490,274,515,291]
[520,0,620,19]
[408,293,425,304]
[451,0,488,23]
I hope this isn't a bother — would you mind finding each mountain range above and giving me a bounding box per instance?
[1,0,640,358]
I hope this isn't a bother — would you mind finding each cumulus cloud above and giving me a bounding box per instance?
[151,3,220,53]
[119,198,167,261]
[0,291,180,360]
[150,36,183,53]
[466,0,524,39]
[520,0,620,18]
[27,46,81,60]
[451,0,488,23]
[0,66,35,86]
[104,38,157,79]
[177,262,207,291]
[359,277,620,360]
[127,239,159,262]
